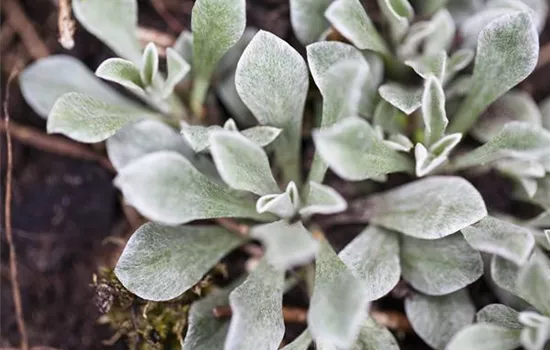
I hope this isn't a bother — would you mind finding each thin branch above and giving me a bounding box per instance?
[1,0,50,59]
[370,310,412,333]
[215,218,250,236]
[3,67,29,350]
[57,0,76,49]
[0,120,115,173]
[212,305,308,324]
[537,42,550,69]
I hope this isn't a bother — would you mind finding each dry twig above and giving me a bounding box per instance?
[1,0,50,59]
[537,42,550,69]
[215,218,250,236]
[212,305,308,324]
[370,310,412,333]
[0,120,115,173]
[57,0,76,49]
[3,68,29,350]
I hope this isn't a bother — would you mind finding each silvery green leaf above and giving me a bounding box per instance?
[312,117,414,181]
[453,122,550,170]
[217,73,256,127]
[256,182,300,219]
[115,222,243,301]
[209,131,279,196]
[325,0,389,54]
[445,75,472,100]
[106,119,199,171]
[236,30,309,183]
[518,177,539,199]
[47,92,159,143]
[449,12,539,133]
[369,176,487,239]
[444,49,475,83]
[385,134,413,152]
[95,58,145,98]
[422,75,448,145]
[325,317,399,350]
[447,0,484,25]
[339,226,400,301]
[377,0,414,42]
[518,312,550,350]
[379,83,422,115]
[300,182,347,217]
[216,28,257,78]
[226,260,285,350]
[72,0,142,62]
[281,330,312,350]
[415,143,448,177]
[240,126,282,147]
[462,216,535,265]
[182,283,238,350]
[373,100,407,134]
[191,0,246,112]
[182,125,222,152]
[140,42,159,87]
[173,30,194,64]
[250,220,318,269]
[477,304,522,329]
[405,290,475,349]
[115,151,265,225]
[161,48,190,98]
[405,51,447,81]
[446,323,522,350]
[516,250,550,315]
[19,55,136,118]
[307,43,370,127]
[430,133,462,157]
[400,233,483,295]
[398,21,433,58]
[529,176,550,209]
[290,0,333,45]
[308,239,369,348]
[540,97,550,129]
[491,255,523,298]
[471,91,542,143]
[424,9,456,54]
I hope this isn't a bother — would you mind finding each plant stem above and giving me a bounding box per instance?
[190,76,210,121]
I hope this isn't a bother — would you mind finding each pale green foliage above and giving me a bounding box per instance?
[17,0,550,348]
[115,222,243,301]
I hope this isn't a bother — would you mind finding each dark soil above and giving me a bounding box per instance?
[1,1,549,349]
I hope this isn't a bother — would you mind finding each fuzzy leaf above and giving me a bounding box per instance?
[162,48,190,98]
[250,220,318,270]
[240,126,282,147]
[446,324,522,350]
[182,283,237,350]
[47,92,159,143]
[405,290,475,349]
[400,233,483,295]
[350,317,400,350]
[290,0,333,45]
[379,83,422,115]
[449,12,539,133]
[115,151,265,225]
[281,330,313,350]
[256,182,300,219]
[472,91,542,143]
[115,222,243,301]
[308,240,369,348]
[462,216,535,265]
[236,30,309,182]
[339,226,400,301]
[373,100,407,134]
[210,131,279,196]
[226,261,284,350]
[477,304,522,329]
[405,51,447,81]
[140,43,159,87]
[453,122,550,170]
[518,311,550,350]
[369,176,487,239]
[377,0,414,42]
[300,182,347,217]
[95,58,145,96]
[516,251,550,315]
[72,0,142,62]
[425,9,456,54]
[445,49,474,82]
[106,120,200,171]
[491,255,523,298]
[325,0,389,54]
[19,55,136,118]
[191,0,246,90]
[313,117,413,181]
[421,75,448,145]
